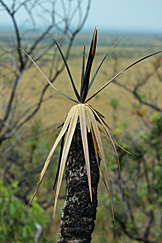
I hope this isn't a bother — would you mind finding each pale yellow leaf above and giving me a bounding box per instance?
[79,104,92,202]
[91,126,112,198]
[53,105,79,216]
[98,127,130,154]
[90,106,123,199]
[86,106,114,217]
[86,107,111,195]
[26,106,75,209]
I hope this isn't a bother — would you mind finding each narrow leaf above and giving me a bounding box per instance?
[86,50,162,103]
[98,127,130,154]
[91,126,100,166]
[88,104,105,118]
[86,106,112,197]
[91,106,123,199]
[88,35,126,92]
[54,105,79,216]
[79,104,92,202]
[88,105,111,129]
[80,28,97,102]
[88,53,108,91]
[48,33,80,101]
[20,48,78,103]
[53,133,65,190]
[91,125,115,221]
[86,106,114,217]
[26,106,74,209]
[80,40,86,96]
[95,114,111,130]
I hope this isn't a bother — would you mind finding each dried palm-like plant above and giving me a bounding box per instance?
[21,29,162,217]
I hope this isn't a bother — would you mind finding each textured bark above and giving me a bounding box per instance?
[57,122,100,243]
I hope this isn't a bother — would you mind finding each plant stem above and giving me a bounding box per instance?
[57,122,99,243]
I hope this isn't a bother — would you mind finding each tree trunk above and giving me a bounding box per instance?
[57,122,100,243]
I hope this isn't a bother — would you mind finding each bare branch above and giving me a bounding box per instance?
[102,53,162,112]
[0,0,91,141]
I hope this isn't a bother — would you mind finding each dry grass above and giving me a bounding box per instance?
[1,33,162,132]
[18,47,161,131]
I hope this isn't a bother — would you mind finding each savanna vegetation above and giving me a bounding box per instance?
[0,1,162,242]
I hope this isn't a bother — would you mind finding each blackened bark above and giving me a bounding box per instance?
[57,123,100,243]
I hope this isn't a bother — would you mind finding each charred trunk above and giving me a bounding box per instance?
[57,122,100,243]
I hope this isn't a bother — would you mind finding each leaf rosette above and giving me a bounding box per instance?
[21,29,162,217]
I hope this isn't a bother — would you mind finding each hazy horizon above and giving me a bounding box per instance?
[0,0,162,35]
[0,24,162,35]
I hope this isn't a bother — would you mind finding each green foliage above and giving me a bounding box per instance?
[137,93,146,100]
[0,180,46,242]
[101,114,162,242]
[109,98,119,109]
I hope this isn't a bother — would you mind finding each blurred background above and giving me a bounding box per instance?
[0,0,162,242]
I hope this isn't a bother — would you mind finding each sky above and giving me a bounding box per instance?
[0,0,162,33]
[85,0,162,33]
